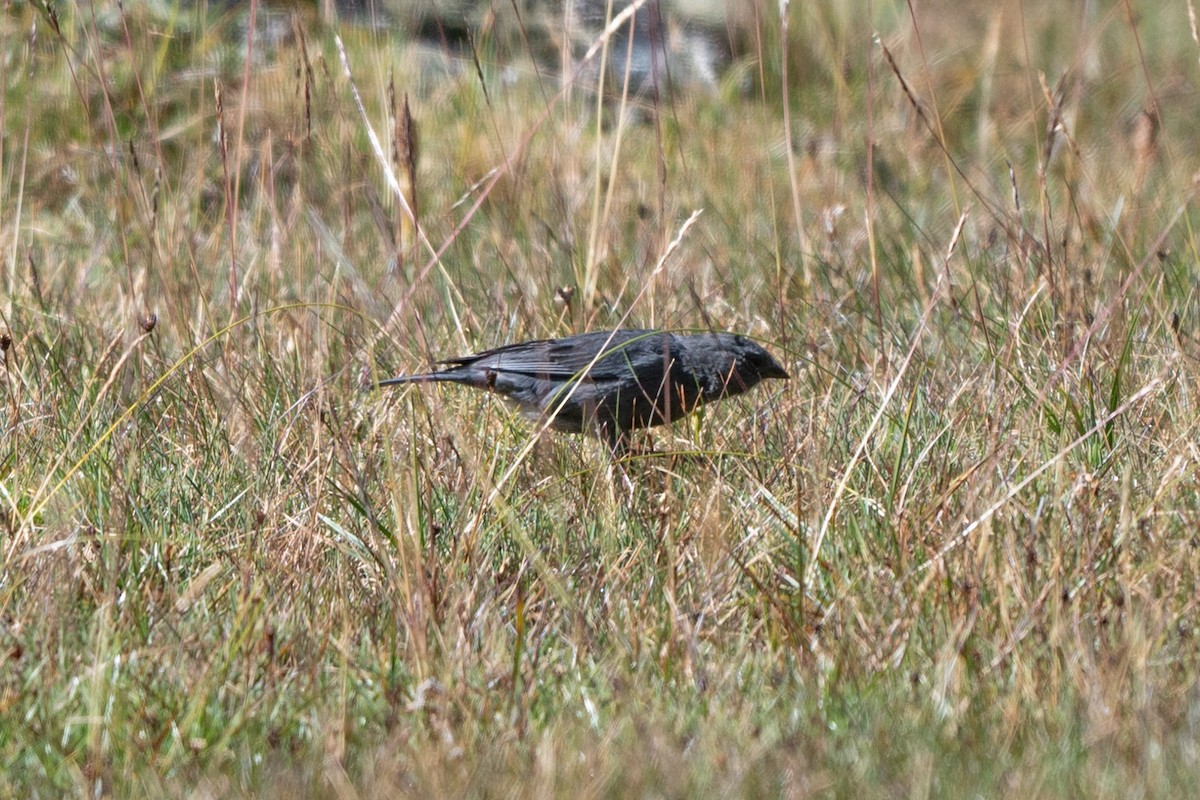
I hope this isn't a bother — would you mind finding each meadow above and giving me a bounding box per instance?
[3,0,1200,796]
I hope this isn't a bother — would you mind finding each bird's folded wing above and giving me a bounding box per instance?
[439,330,671,380]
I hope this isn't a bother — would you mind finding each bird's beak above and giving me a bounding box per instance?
[767,358,790,380]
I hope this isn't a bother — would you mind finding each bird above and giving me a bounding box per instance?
[379,329,789,453]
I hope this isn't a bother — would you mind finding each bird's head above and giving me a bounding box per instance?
[729,335,790,386]
[690,333,789,398]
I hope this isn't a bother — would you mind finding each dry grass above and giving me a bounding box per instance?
[3,0,1200,796]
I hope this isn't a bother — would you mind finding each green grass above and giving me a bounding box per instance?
[4,0,1200,796]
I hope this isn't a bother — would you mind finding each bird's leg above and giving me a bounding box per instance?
[588,422,635,495]
[594,420,622,458]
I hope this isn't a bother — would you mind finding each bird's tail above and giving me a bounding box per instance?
[377,372,459,388]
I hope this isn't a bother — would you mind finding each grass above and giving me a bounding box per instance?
[3,0,1200,796]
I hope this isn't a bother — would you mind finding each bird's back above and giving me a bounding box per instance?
[443,329,674,382]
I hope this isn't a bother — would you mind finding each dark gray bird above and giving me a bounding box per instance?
[380,329,789,452]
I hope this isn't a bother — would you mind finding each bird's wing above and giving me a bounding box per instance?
[441,330,671,380]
